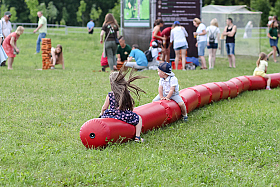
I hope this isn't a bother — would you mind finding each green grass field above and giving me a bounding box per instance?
[0,32,280,186]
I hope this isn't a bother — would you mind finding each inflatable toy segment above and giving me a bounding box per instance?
[80,73,280,149]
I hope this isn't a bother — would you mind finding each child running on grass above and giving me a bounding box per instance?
[253,52,271,90]
[99,67,147,142]
[153,62,188,121]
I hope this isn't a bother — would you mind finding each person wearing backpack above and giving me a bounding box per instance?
[206,18,221,69]
[100,13,119,72]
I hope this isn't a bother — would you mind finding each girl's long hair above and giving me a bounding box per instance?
[109,66,147,111]
[103,13,119,28]
[270,20,276,28]
[256,52,266,67]
[55,44,63,64]
[210,18,219,27]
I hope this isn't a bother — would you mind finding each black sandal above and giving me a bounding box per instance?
[134,136,144,143]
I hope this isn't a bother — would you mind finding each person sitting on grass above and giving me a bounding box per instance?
[50,44,64,70]
[99,67,147,142]
[117,36,131,67]
[152,62,188,121]
[125,44,148,70]
[253,52,271,90]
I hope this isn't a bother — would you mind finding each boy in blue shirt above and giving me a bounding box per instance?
[153,62,188,121]
[125,44,148,70]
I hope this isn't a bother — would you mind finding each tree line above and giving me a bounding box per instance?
[0,0,279,27]
[0,0,119,26]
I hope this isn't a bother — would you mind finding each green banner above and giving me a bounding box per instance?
[124,0,150,27]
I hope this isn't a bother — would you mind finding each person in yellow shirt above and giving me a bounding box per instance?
[33,11,47,54]
[253,52,271,90]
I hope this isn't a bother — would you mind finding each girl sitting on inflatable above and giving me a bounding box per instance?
[253,52,271,90]
[99,66,147,142]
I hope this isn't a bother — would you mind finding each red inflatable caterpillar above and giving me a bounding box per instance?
[80,73,280,148]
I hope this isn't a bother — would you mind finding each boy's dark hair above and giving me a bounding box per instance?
[132,44,139,49]
[118,35,124,40]
[274,16,278,21]
[227,18,233,23]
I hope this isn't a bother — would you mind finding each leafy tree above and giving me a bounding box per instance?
[269,0,280,18]
[76,0,87,26]
[24,0,39,22]
[47,1,58,24]
[62,7,69,24]
[250,0,271,26]
[90,4,102,25]
[38,3,47,17]
[60,18,66,25]
[0,2,8,18]
[109,0,120,24]
[9,7,17,22]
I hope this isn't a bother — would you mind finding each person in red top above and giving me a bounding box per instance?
[161,27,172,63]
[3,26,24,70]
[150,19,165,47]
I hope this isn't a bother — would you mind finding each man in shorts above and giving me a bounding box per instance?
[223,18,237,68]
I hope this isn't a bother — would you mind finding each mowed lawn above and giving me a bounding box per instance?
[0,31,280,186]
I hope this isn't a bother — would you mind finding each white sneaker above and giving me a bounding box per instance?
[51,67,55,70]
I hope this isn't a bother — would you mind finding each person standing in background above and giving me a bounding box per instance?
[193,18,207,69]
[223,18,237,68]
[100,13,119,72]
[267,21,279,63]
[273,16,280,57]
[170,21,188,70]
[0,18,8,67]
[161,26,172,64]
[33,11,47,54]
[267,16,273,27]
[206,18,220,69]
[87,19,95,34]
[150,19,165,46]
[0,11,12,66]
[1,11,12,39]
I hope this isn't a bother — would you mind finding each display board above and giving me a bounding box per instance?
[124,0,150,27]
[156,0,201,57]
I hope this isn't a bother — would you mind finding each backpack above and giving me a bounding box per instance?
[209,28,218,44]
[144,49,153,62]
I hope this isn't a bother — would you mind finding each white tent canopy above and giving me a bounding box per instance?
[201,5,262,56]
[202,5,262,28]
[202,5,262,14]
